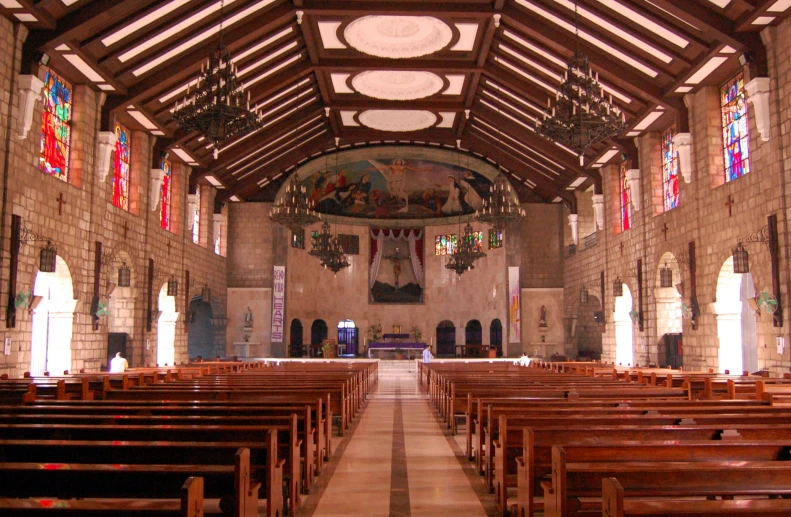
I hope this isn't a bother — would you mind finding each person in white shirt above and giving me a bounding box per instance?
[110,352,129,373]
[422,345,433,364]
[517,353,530,367]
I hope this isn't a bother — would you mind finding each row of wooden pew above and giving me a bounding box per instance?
[0,359,377,516]
[420,360,791,517]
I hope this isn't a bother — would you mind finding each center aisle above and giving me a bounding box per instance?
[301,361,490,517]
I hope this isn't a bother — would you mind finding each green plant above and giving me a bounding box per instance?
[410,326,422,341]
[367,324,382,342]
[321,341,333,358]
[394,347,405,359]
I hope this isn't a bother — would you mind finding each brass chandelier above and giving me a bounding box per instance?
[476,170,525,232]
[269,173,320,233]
[173,1,262,158]
[445,222,486,276]
[309,221,350,274]
[538,0,625,164]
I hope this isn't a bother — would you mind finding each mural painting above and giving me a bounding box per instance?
[303,157,493,219]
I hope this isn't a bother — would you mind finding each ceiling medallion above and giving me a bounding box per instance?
[358,110,437,132]
[344,16,453,59]
[352,70,444,101]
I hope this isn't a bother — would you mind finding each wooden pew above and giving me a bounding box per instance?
[602,477,791,517]
[0,476,204,517]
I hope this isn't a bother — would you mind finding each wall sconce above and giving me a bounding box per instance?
[118,263,131,287]
[659,263,673,288]
[612,276,623,297]
[17,75,45,139]
[580,285,589,304]
[568,214,579,245]
[626,169,641,211]
[167,277,178,297]
[149,168,165,211]
[96,131,117,183]
[732,242,749,274]
[674,133,692,184]
[39,241,58,273]
[745,77,771,142]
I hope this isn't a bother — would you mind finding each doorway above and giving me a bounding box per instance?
[157,284,178,366]
[715,257,757,374]
[311,319,328,357]
[436,320,456,356]
[490,319,503,357]
[337,319,358,356]
[30,256,77,376]
[290,319,303,357]
[613,284,634,366]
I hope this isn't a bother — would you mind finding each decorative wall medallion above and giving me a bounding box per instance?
[344,16,453,59]
[352,71,444,100]
[358,110,437,132]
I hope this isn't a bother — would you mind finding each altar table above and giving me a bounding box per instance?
[367,342,426,358]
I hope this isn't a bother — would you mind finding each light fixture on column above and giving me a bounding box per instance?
[659,263,673,288]
[580,285,589,304]
[118,262,131,287]
[39,241,57,273]
[167,276,179,296]
[172,0,262,158]
[612,276,623,297]
[732,242,749,274]
[537,0,625,164]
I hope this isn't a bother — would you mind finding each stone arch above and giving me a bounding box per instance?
[613,283,634,366]
[290,319,304,357]
[465,319,482,345]
[655,251,682,365]
[107,250,136,336]
[156,283,178,366]
[188,296,214,360]
[576,294,603,360]
[714,257,757,374]
[30,255,77,376]
[311,319,328,348]
[490,319,503,357]
[436,320,456,356]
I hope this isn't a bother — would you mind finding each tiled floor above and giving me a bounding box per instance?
[299,362,492,517]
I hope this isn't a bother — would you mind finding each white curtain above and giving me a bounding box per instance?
[369,230,384,289]
[407,230,424,288]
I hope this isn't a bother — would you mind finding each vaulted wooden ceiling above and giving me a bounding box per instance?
[4,0,788,205]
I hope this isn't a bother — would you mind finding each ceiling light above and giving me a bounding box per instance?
[205,175,223,187]
[352,70,444,100]
[685,56,727,85]
[358,110,437,131]
[103,0,195,47]
[62,54,105,82]
[344,16,452,58]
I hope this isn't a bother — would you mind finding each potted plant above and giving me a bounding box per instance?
[367,324,382,343]
[394,347,405,360]
[321,340,334,358]
[411,326,422,342]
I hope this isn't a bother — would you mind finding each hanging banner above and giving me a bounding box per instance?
[508,266,521,343]
[271,266,285,342]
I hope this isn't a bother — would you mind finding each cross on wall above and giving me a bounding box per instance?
[661,223,669,241]
[122,221,129,240]
[56,193,66,215]
[725,194,735,217]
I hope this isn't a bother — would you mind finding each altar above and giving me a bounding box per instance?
[367,342,425,359]
[233,342,266,358]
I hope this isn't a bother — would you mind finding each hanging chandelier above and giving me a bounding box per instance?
[538,0,625,165]
[309,221,350,274]
[173,2,261,158]
[445,222,486,276]
[477,170,525,232]
[269,173,320,233]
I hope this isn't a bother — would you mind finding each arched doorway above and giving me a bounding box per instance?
[490,319,503,357]
[107,253,135,365]
[157,284,178,366]
[30,256,77,376]
[576,295,603,360]
[290,319,304,357]
[311,319,328,357]
[436,320,456,357]
[337,319,358,357]
[715,257,757,374]
[465,319,482,356]
[613,284,634,366]
[187,295,213,360]
[655,253,682,368]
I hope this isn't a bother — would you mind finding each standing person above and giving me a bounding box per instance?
[422,344,433,364]
[110,352,129,373]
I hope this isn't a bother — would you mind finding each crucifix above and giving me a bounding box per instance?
[619,242,624,256]
[725,194,735,217]
[661,223,669,241]
[56,193,66,215]
[166,240,172,256]
[122,221,129,240]
[383,246,407,291]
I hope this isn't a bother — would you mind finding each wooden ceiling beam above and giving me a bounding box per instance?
[636,0,746,49]
[315,59,481,72]
[326,99,462,110]
[297,1,494,17]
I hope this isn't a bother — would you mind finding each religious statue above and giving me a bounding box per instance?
[384,247,406,290]
[243,307,253,342]
[539,305,548,327]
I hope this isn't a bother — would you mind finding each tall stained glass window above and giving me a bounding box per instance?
[435,234,458,255]
[721,73,751,182]
[39,69,72,181]
[661,125,680,211]
[489,229,503,249]
[620,161,632,231]
[192,187,201,244]
[113,123,131,210]
[160,159,172,230]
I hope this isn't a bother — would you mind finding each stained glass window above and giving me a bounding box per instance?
[39,69,72,182]
[113,123,131,210]
[661,125,679,211]
[192,187,201,244]
[292,230,305,249]
[160,159,172,231]
[466,230,484,253]
[311,230,320,250]
[435,234,458,255]
[620,161,632,231]
[489,229,503,249]
[721,73,751,182]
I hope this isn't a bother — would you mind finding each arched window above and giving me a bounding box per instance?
[620,160,632,231]
[160,159,172,231]
[721,73,750,182]
[113,123,131,210]
[192,187,201,244]
[39,69,72,182]
[661,124,679,211]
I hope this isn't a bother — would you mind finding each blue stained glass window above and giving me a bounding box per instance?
[489,229,503,249]
[721,73,751,182]
[661,125,679,211]
[39,69,72,182]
